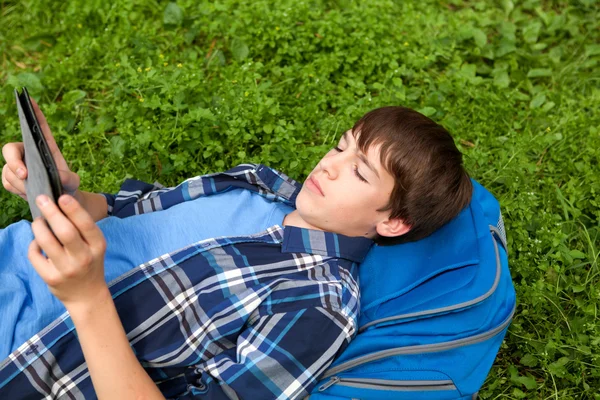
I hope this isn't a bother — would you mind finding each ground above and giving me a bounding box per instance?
[1,0,599,398]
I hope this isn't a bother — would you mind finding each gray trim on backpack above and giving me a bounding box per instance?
[323,303,515,378]
[331,378,457,392]
[490,225,507,255]
[336,378,454,387]
[359,227,504,332]
[496,212,507,250]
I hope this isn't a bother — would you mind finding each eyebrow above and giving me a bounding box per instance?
[342,131,380,179]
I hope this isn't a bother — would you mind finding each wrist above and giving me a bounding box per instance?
[73,190,108,222]
[65,284,112,323]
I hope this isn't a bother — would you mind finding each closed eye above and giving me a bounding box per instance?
[333,146,368,183]
[353,165,368,182]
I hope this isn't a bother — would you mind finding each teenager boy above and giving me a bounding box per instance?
[0,100,472,399]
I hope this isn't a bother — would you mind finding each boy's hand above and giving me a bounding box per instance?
[28,193,108,311]
[2,97,80,199]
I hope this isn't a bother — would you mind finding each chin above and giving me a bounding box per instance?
[294,191,313,211]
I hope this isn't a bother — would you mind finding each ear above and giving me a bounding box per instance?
[375,217,411,238]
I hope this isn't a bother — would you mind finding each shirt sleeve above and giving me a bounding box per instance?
[99,163,296,220]
[101,178,167,218]
[174,307,355,400]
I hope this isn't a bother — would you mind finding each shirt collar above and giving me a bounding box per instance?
[254,164,301,204]
[280,226,374,263]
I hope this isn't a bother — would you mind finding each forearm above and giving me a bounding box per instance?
[67,287,164,400]
[74,190,108,222]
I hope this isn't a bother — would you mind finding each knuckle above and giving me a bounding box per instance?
[27,242,37,258]
[79,252,94,266]
[1,144,9,159]
[5,173,24,194]
[31,220,45,239]
[78,219,95,232]
[4,180,17,194]
[41,205,59,219]
[2,142,23,161]
[34,232,51,249]
[56,227,78,244]
[95,241,107,255]
[1,170,8,190]
[2,166,11,182]
[1,165,10,184]
[64,268,79,279]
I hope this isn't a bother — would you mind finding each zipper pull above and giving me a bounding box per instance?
[318,376,341,391]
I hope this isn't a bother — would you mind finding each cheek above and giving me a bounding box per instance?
[346,192,385,219]
[328,192,369,217]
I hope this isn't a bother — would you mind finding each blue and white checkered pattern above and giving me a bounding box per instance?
[0,164,373,399]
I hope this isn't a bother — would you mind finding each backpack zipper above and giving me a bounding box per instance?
[318,377,457,392]
[318,377,341,391]
[323,302,515,379]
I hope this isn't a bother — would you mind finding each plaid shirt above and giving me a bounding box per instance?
[0,164,373,400]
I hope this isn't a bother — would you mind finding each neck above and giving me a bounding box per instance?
[282,210,323,232]
[283,210,378,239]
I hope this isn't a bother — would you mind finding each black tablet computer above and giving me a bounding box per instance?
[15,87,63,219]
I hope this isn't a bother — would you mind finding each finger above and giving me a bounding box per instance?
[1,181,27,201]
[28,240,61,287]
[29,97,68,169]
[57,194,105,249]
[36,195,87,251]
[31,216,65,263]
[1,142,27,179]
[1,166,17,194]
[2,164,27,195]
[58,169,81,194]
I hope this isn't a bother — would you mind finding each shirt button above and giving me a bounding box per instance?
[25,345,38,355]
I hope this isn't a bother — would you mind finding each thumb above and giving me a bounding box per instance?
[59,169,80,194]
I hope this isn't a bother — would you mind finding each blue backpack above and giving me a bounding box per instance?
[310,180,516,400]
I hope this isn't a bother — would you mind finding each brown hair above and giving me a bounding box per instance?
[351,106,472,245]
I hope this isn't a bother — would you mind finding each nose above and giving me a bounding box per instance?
[320,149,347,179]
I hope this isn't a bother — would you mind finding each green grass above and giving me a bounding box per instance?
[1,0,599,398]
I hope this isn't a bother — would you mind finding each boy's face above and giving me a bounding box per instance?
[293,129,408,239]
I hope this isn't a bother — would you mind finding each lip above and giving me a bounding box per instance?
[306,176,325,196]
